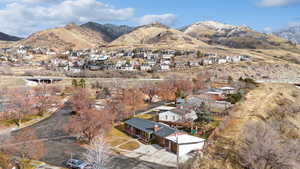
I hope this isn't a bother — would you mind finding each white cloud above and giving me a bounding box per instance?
[288,21,300,27]
[0,0,134,36]
[22,0,57,3]
[0,0,176,37]
[136,13,177,26]
[262,27,273,33]
[259,0,300,7]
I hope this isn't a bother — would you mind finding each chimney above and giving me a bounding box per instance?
[153,124,160,132]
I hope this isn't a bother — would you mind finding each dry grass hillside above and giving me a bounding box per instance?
[18,24,108,51]
[192,84,300,169]
[109,23,210,50]
[151,46,300,82]
[0,41,16,48]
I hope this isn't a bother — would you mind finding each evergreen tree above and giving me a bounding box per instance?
[79,79,86,88]
[72,79,78,87]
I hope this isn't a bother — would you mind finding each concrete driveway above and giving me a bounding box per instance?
[124,144,191,168]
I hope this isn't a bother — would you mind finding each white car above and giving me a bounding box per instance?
[65,159,92,169]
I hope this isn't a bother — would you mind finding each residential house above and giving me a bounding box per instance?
[189,61,200,67]
[89,54,109,61]
[122,63,135,71]
[124,118,205,156]
[140,64,152,71]
[160,64,170,71]
[186,95,232,111]
[158,108,197,122]
[175,62,187,69]
[218,87,236,94]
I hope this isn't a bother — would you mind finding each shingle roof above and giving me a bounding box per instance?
[124,118,177,137]
[155,124,177,137]
[124,118,157,134]
[170,108,191,115]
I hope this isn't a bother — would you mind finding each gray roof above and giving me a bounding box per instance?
[155,125,176,137]
[124,118,177,137]
[170,108,191,115]
[124,118,157,134]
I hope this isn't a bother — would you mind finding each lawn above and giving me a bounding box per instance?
[134,113,154,120]
[1,114,43,126]
[106,124,140,151]
[106,125,132,146]
[107,137,128,147]
[107,124,129,138]
[0,110,55,128]
[119,141,140,151]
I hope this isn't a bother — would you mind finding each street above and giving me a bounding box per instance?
[5,102,174,169]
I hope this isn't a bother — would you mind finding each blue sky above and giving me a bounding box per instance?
[101,0,300,30]
[0,0,300,36]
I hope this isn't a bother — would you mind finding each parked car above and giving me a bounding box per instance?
[64,159,92,169]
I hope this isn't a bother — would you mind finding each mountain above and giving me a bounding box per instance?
[18,24,108,51]
[192,83,300,169]
[81,22,134,42]
[0,32,22,41]
[109,22,209,49]
[275,25,300,45]
[182,21,296,49]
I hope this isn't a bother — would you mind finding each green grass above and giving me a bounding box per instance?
[1,114,43,126]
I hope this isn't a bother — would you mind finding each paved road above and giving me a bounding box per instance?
[1,75,165,81]
[7,102,174,169]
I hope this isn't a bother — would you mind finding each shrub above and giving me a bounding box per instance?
[226,92,242,104]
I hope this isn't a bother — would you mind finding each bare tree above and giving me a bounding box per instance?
[141,83,159,103]
[84,135,111,169]
[0,151,13,169]
[69,88,93,115]
[105,89,128,122]
[2,128,45,168]
[6,87,36,126]
[65,109,113,143]
[33,84,61,116]
[122,88,144,115]
[192,74,209,93]
[239,122,300,169]
[156,78,192,101]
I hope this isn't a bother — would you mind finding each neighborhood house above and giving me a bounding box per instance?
[124,118,205,156]
[158,108,198,122]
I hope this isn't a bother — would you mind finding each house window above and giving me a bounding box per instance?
[173,116,175,121]
[165,115,168,120]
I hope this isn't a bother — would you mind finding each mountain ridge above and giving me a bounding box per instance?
[182,21,297,50]
[18,23,108,51]
[80,22,135,42]
[275,25,300,45]
[0,32,22,41]
[109,22,210,49]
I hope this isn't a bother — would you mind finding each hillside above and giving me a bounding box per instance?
[192,84,300,169]
[183,21,299,50]
[275,25,300,45]
[18,24,108,51]
[81,22,134,42]
[109,23,210,49]
[0,32,22,41]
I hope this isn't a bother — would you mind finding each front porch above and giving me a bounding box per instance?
[125,123,152,144]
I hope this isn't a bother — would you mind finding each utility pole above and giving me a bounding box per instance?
[176,130,179,169]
